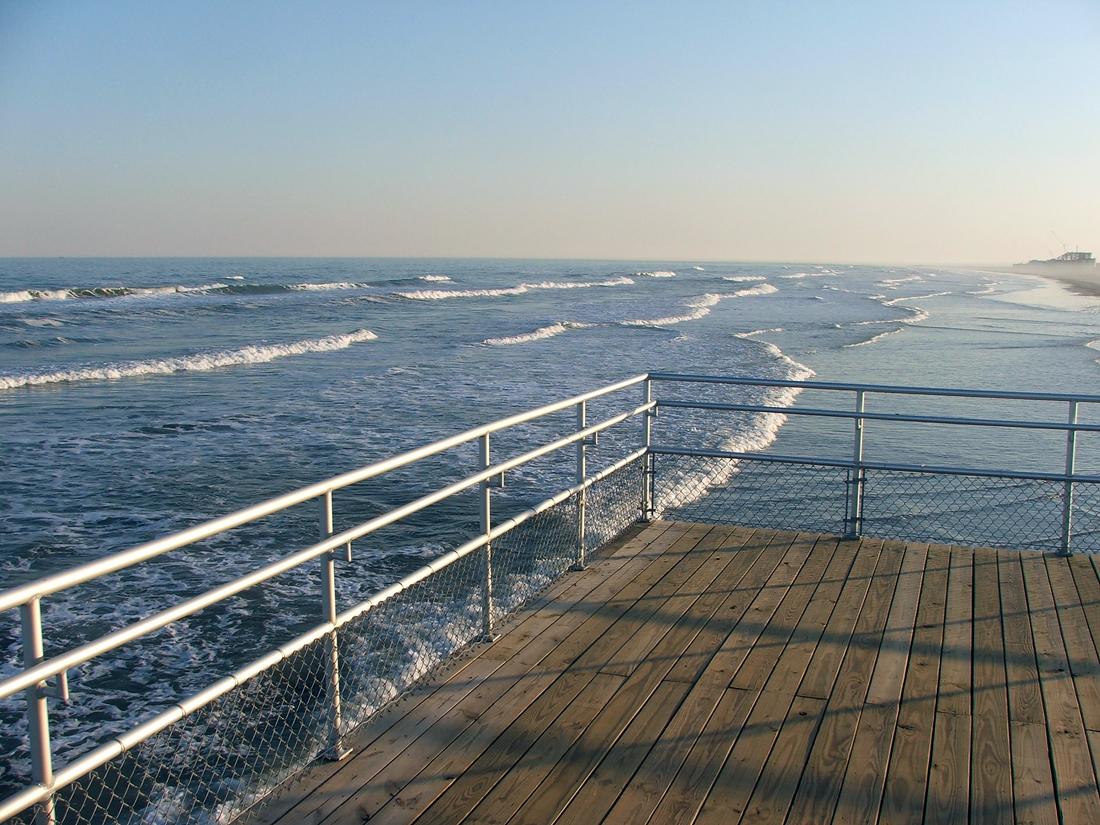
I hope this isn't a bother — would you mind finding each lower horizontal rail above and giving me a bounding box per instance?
[650,446,1100,483]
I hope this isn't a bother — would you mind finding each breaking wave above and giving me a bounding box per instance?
[634,271,676,278]
[482,321,596,346]
[722,275,767,283]
[418,275,453,283]
[395,276,634,300]
[0,329,378,390]
[844,327,905,348]
[621,284,778,327]
[876,275,923,288]
[0,283,230,303]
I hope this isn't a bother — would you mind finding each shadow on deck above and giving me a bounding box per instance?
[243,521,1100,825]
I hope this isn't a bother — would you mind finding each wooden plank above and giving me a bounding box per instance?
[661,530,810,686]
[1068,553,1100,695]
[1012,721,1059,825]
[309,524,702,824]
[415,528,757,825]
[926,711,971,823]
[783,539,905,823]
[644,686,756,825]
[796,538,886,700]
[998,550,1045,725]
[504,534,810,825]
[833,545,930,825]
[728,535,842,691]
[693,689,796,824]
[691,532,816,693]
[1047,554,1100,732]
[878,544,949,825]
[453,673,626,825]
[970,547,1013,825]
[1021,551,1100,823]
[552,679,691,824]
[937,545,974,717]
[737,695,826,825]
[600,680,726,825]
[765,537,863,694]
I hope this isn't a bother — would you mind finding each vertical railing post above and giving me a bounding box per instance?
[573,400,588,570]
[319,491,349,760]
[22,598,55,825]
[1061,400,1078,555]
[641,378,655,521]
[845,389,866,538]
[479,433,495,639]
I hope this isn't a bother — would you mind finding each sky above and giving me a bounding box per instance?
[0,1,1097,263]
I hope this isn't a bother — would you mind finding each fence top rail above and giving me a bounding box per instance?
[649,371,1100,404]
[0,373,648,614]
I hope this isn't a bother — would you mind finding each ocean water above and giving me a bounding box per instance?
[1,257,1098,798]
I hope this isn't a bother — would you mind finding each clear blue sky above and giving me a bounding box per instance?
[1,0,1097,262]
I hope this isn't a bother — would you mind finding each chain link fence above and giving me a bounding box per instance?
[8,458,644,825]
[654,452,1100,554]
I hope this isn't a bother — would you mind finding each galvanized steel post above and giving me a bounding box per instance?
[22,599,55,825]
[641,378,655,521]
[1061,400,1078,555]
[845,390,866,538]
[319,491,349,760]
[479,433,495,639]
[574,400,588,570]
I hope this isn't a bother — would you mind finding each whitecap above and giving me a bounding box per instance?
[1,329,378,390]
[621,284,778,327]
[396,276,634,300]
[482,321,596,346]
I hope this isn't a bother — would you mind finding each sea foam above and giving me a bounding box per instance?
[0,329,378,390]
[482,321,596,346]
[621,284,778,327]
[395,276,634,300]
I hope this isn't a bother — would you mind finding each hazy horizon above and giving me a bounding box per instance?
[2,1,1098,262]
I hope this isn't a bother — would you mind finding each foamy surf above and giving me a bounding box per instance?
[621,284,778,327]
[722,275,767,283]
[395,276,634,300]
[0,283,230,303]
[876,275,923,288]
[0,329,378,389]
[633,271,676,278]
[418,275,453,282]
[844,327,904,348]
[657,337,815,515]
[482,321,596,346]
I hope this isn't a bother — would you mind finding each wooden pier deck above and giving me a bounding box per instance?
[248,521,1100,825]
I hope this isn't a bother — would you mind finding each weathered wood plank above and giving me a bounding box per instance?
[998,550,1045,725]
[926,711,971,823]
[937,545,974,717]
[644,686,756,825]
[1011,721,1059,825]
[970,547,1012,825]
[1047,554,1100,732]
[784,539,905,823]
[1021,551,1100,823]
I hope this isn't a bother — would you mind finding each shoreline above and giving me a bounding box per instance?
[974,266,1100,299]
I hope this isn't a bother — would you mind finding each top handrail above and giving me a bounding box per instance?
[0,373,648,614]
[649,372,1100,404]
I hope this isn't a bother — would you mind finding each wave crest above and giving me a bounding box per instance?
[1,329,378,390]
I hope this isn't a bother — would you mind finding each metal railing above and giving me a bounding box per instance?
[647,372,1100,553]
[0,375,654,824]
[2,371,1098,823]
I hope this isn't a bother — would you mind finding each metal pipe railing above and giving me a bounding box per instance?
[0,377,652,824]
[647,372,1097,554]
[0,374,648,615]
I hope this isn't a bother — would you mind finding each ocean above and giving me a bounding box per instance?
[1,257,1098,799]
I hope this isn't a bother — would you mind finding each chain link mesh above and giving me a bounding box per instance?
[654,453,850,535]
[7,457,644,825]
[652,452,1100,554]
